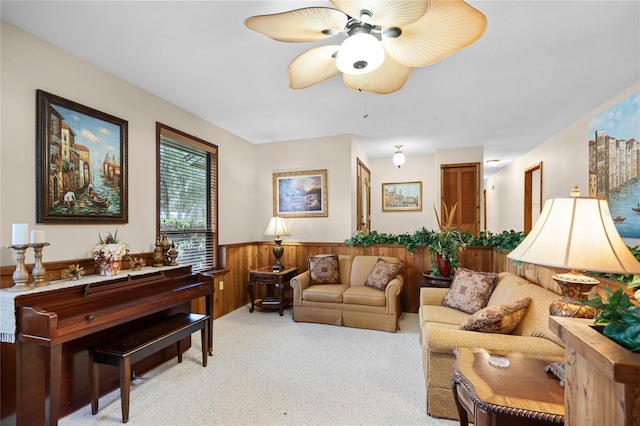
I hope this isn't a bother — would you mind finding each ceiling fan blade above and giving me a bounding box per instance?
[343,56,412,94]
[288,46,342,89]
[245,7,348,42]
[382,0,487,67]
[330,0,428,27]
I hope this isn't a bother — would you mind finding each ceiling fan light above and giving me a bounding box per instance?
[336,33,385,75]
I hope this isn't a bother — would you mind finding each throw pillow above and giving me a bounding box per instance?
[364,258,403,291]
[308,255,341,284]
[460,297,532,334]
[441,268,498,314]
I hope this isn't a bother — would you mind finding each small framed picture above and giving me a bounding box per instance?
[273,169,328,217]
[382,181,422,211]
[36,90,128,223]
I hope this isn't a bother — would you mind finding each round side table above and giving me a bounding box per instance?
[420,273,453,288]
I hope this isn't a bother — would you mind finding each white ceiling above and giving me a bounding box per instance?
[2,1,639,176]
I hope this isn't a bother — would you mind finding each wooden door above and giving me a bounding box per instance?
[356,159,371,232]
[524,162,543,233]
[441,163,480,235]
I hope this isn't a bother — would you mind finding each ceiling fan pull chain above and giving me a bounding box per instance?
[359,87,369,119]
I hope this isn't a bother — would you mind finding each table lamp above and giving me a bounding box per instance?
[263,216,290,271]
[508,187,640,318]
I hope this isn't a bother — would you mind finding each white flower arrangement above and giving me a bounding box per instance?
[90,243,129,261]
[89,230,130,276]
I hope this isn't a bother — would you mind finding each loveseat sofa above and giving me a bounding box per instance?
[290,255,404,332]
[419,270,565,420]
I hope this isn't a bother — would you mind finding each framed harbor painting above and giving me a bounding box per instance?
[36,90,128,223]
[273,169,328,217]
[382,181,422,211]
[588,91,640,238]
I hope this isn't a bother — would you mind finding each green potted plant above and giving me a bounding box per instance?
[430,203,466,277]
[582,284,640,352]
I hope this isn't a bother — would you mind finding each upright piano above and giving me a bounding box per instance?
[0,265,213,425]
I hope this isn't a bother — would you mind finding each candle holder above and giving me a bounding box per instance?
[31,242,51,287]
[6,244,32,292]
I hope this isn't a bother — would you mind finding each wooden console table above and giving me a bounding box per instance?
[549,316,640,426]
[247,266,297,316]
[0,266,213,426]
[453,347,564,426]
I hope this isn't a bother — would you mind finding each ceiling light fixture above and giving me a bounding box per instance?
[245,0,487,95]
[336,32,385,75]
[393,145,405,168]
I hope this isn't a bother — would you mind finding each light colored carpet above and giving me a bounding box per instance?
[61,306,458,426]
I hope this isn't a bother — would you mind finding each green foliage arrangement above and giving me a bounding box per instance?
[344,228,527,254]
[582,285,640,352]
[462,230,528,252]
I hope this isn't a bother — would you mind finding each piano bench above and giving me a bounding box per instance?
[88,312,209,423]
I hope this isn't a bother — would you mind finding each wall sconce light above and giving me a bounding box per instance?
[393,145,405,168]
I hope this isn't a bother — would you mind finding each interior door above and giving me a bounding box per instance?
[524,162,543,232]
[356,159,371,232]
[441,163,480,235]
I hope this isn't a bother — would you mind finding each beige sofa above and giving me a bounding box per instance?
[290,255,404,332]
[419,272,565,420]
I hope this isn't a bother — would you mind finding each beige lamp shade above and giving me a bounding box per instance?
[508,196,640,275]
[263,216,291,239]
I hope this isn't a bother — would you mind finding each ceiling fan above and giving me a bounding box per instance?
[245,0,487,94]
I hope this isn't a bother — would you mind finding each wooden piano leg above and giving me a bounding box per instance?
[206,293,213,356]
[201,319,208,367]
[44,344,62,426]
[89,351,99,415]
[119,357,132,423]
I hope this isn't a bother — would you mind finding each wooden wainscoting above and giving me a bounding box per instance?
[7,243,613,318]
[218,242,496,315]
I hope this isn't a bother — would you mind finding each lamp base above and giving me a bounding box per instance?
[549,296,597,319]
[272,239,284,271]
[549,273,598,319]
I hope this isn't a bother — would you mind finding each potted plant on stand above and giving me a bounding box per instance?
[430,203,466,277]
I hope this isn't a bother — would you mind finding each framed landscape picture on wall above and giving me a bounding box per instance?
[382,181,422,211]
[36,90,128,223]
[273,169,328,217]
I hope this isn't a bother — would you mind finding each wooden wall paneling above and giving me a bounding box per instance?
[4,243,604,319]
[459,246,494,272]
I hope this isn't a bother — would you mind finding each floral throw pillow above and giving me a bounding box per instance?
[460,297,532,334]
[364,258,403,291]
[308,255,341,284]
[441,268,498,314]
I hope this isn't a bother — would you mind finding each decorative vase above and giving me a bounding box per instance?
[98,258,122,276]
[435,253,451,277]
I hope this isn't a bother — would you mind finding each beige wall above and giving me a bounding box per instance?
[2,19,637,267]
[485,81,640,246]
[369,154,438,234]
[0,21,259,265]
[254,135,354,243]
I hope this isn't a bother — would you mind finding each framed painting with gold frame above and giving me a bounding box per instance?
[382,181,422,211]
[273,169,328,217]
[36,90,128,223]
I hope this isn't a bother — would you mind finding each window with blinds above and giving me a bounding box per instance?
[157,123,217,271]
